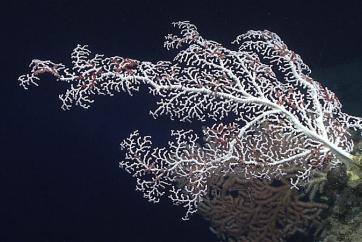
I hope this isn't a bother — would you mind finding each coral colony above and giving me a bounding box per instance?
[19,22,362,220]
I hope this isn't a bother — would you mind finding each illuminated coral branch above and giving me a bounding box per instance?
[19,21,362,219]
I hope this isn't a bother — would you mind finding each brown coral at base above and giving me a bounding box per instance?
[198,175,327,242]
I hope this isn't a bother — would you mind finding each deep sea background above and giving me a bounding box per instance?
[1,0,362,241]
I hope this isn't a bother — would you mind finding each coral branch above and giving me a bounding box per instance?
[19,21,362,219]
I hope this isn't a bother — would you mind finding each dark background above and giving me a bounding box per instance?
[1,0,362,241]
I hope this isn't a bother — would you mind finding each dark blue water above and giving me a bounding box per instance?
[2,0,362,241]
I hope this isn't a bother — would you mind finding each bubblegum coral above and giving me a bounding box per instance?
[19,21,362,219]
